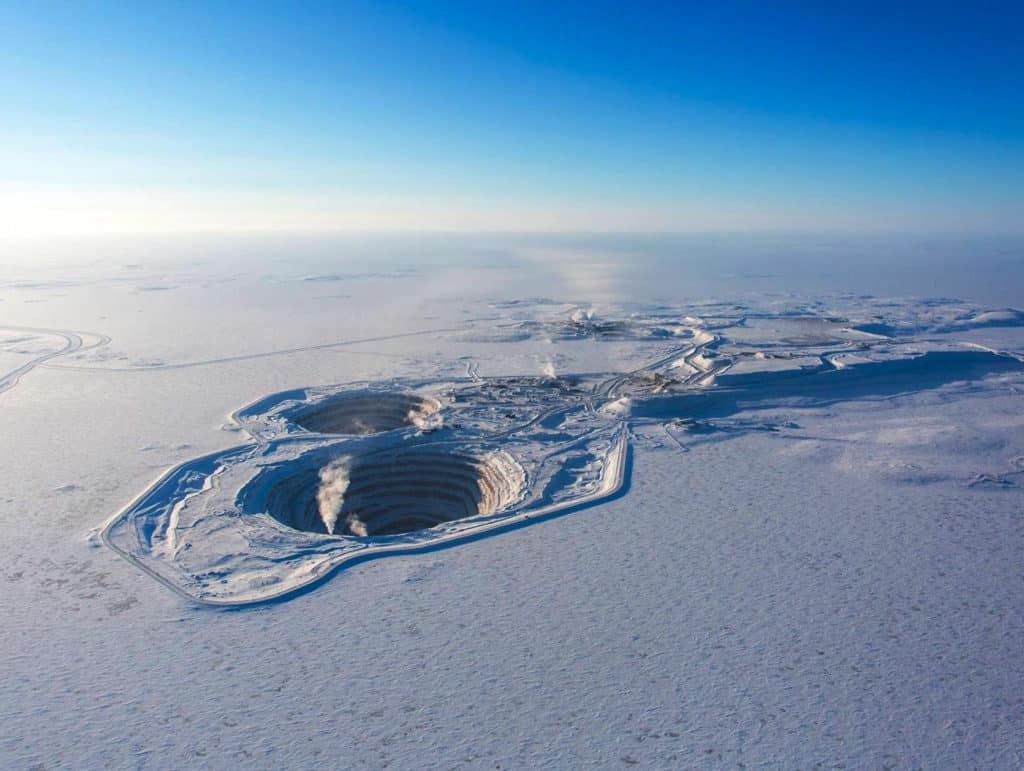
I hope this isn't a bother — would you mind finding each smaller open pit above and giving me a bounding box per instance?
[263,447,525,537]
[292,391,440,435]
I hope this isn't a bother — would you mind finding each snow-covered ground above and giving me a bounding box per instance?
[1,235,1022,767]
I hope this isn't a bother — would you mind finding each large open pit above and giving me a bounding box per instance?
[292,391,440,435]
[263,447,525,537]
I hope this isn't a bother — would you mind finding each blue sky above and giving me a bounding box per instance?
[1,1,1022,235]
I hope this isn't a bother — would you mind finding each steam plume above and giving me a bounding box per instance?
[344,512,369,537]
[316,457,351,534]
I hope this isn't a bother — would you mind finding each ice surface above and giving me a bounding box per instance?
[1,235,1023,767]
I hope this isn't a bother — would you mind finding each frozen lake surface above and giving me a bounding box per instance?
[1,234,1022,767]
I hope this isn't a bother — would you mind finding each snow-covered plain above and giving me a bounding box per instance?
[1,235,1023,767]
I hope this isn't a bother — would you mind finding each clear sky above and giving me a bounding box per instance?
[2,1,1022,236]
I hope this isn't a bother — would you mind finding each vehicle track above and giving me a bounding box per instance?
[0,325,110,397]
[42,326,465,373]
